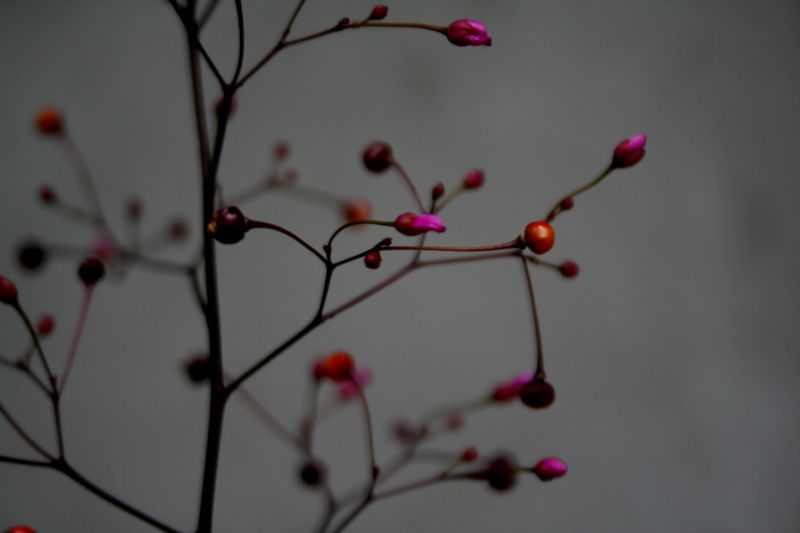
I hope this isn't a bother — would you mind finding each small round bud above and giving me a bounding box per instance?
[446,19,492,47]
[362,142,393,173]
[431,182,445,201]
[274,140,290,160]
[183,354,210,384]
[0,276,19,305]
[523,221,555,254]
[207,207,247,245]
[559,260,579,279]
[611,133,647,169]
[168,218,190,241]
[78,258,105,286]
[461,446,479,463]
[369,5,388,20]
[394,212,446,236]
[313,351,354,382]
[462,169,485,190]
[36,315,55,336]
[17,241,47,272]
[364,250,382,270]
[532,457,568,481]
[38,185,57,205]
[343,198,372,223]
[4,526,37,533]
[298,461,326,487]
[518,376,555,409]
[35,107,64,135]
[559,196,574,211]
[484,455,517,492]
[126,198,143,221]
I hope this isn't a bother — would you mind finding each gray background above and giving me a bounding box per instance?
[1,1,799,532]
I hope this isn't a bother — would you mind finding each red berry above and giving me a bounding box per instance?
[559,260,579,279]
[343,198,372,223]
[431,182,445,201]
[462,169,485,190]
[78,257,105,286]
[4,526,37,533]
[369,4,388,20]
[524,221,555,254]
[461,446,479,462]
[0,276,19,305]
[364,251,382,269]
[313,351,354,382]
[362,142,393,173]
[207,207,247,245]
[35,107,63,135]
[36,315,55,336]
[38,185,57,205]
[518,376,555,409]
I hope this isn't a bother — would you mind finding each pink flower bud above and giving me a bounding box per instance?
[462,169,485,190]
[491,371,533,402]
[338,366,373,399]
[446,19,492,47]
[532,457,568,481]
[611,133,647,169]
[394,212,446,236]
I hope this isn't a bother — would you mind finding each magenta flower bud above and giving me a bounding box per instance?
[491,371,533,402]
[369,4,388,20]
[446,19,492,47]
[532,457,568,481]
[362,142,393,173]
[462,169,485,190]
[0,275,19,305]
[338,366,373,399]
[394,212,446,236]
[611,133,647,169]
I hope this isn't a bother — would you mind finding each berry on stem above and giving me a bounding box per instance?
[184,354,210,384]
[35,107,63,135]
[518,376,555,409]
[369,4,388,20]
[343,198,372,223]
[364,251,382,270]
[482,455,517,492]
[611,133,647,169]
[313,351,355,382]
[431,182,445,202]
[0,276,19,305]
[207,207,248,245]
[77,258,105,286]
[524,221,555,254]
[4,526,37,533]
[559,196,574,211]
[462,169,485,190]
[36,315,55,336]
[461,446,479,462]
[446,19,492,47]
[531,457,568,481]
[559,260,580,279]
[362,142,393,173]
[17,241,47,272]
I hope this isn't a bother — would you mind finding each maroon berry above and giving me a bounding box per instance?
[364,251,382,270]
[559,196,574,210]
[38,185,57,205]
[183,354,210,384]
[362,142,393,173]
[207,207,247,245]
[36,315,55,336]
[559,260,579,279]
[484,455,518,492]
[431,182,445,202]
[518,376,555,409]
[461,447,479,463]
[369,5,388,20]
[462,169,485,190]
[17,241,47,272]
[77,258,105,286]
[298,461,326,487]
[35,107,63,135]
[0,276,19,305]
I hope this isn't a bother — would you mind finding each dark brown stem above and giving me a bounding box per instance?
[246,219,327,263]
[546,165,613,222]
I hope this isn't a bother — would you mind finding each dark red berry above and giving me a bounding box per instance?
[77,258,105,286]
[462,169,485,190]
[207,207,247,245]
[518,376,555,409]
[484,455,518,492]
[35,107,63,135]
[38,185,57,205]
[313,351,354,382]
[364,251,382,269]
[559,260,579,279]
[4,526,37,533]
[0,276,19,305]
[431,182,445,201]
[362,142,393,173]
[298,461,326,487]
[17,241,47,272]
[36,315,55,336]
[183,354,210,384]
[369,5,388,20]
[559,196,574,210]
[461,447,479,462]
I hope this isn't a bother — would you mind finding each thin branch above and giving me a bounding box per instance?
[391,160,425,213]
[246,219,327,263]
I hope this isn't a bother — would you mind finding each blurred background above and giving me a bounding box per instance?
[1,1,799,531]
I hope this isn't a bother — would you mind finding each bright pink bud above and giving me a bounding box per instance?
[532,457,568,481]
[611,133,647,169]
[446,19,492,47]
[90,235,116,261]
[394,212,446,236]
[462,169,485,190]
[0,276,19,305]
[491,371,533,402]
[338,366,373,399]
